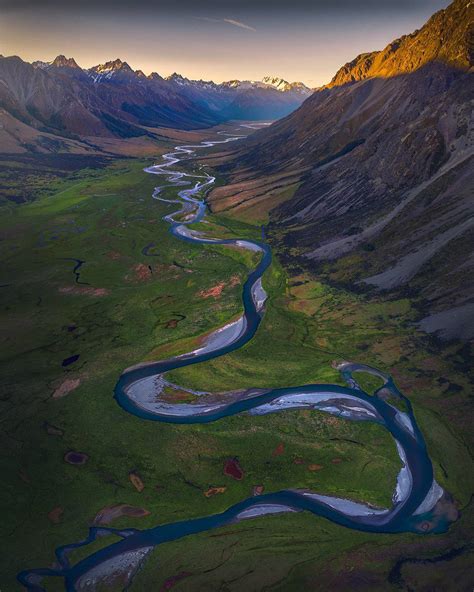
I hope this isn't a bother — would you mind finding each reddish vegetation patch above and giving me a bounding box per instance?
[64,450,89,465]
[48,506,64,524]
[198,282,225,299]
[160,389,197,404]
[161,571,192,591]
[272,442,285,456]
[293,457,304,465]
[324,416,341,427]
[106,251,122,260]
[44,422,64,436]
[294,300,310,312]
[59,286,109,297]
[308,464,324,472]
[391,367,430,393]
[129,471,145,492]
[204,486,226,498]
[223,458,244,480]
[93,504,150,526]
[166,319,178,328]
[52,378,81,399]
[133,263,152,282]
[331,458,343,464]
[253,485,265,496]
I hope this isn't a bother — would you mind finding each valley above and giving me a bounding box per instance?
[1,123,472,591]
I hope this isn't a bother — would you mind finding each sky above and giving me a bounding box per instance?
[0,0,450,86]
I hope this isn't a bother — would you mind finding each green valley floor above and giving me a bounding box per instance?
[1,152,473,591]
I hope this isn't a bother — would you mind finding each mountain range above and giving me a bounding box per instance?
[0,54,311,153]
[209,0,473,340]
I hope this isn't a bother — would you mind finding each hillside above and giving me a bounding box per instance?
[209,0,474,339]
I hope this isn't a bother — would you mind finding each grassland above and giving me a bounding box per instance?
[1,153,473,591]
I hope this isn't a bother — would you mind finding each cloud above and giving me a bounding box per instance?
[223,18,256,31]
[196,16,256,32]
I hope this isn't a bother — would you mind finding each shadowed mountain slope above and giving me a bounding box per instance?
[210,0,474,339]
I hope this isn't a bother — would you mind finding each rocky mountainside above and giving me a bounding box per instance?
[0,56,109,137]
[0,55,311,152]
[329,0,472,87]
[211,0,474,339]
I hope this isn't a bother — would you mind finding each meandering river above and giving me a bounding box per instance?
[18,126,457,591]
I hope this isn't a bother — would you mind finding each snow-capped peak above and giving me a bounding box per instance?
[262,76,291,91]
[261,76,311,94]
[32,60,51,70]
[92,59,132,74]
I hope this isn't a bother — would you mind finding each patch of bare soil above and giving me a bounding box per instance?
[126,263,153,283]
[129,471,145,492]
[198,282,225,299]
[272,442,285,456]
[160,571,192,591]
[106,251,122,260]
[59,286,109,297]
[48,507,64,524]
[204,486,226,498]
[93,504,150,526]
[52,378,81,399]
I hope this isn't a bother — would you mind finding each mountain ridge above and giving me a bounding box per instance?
[209,0,474,339]
[328,0,472,87]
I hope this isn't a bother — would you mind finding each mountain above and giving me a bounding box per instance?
[0,55,109,138]
[329,0,472,87]
[51,55,81,69]
[0,54,222,149]
[87,58,136,82]
[210,0,474,339]
[164,73,312,120]
[33,55,82,70]
[0,55,311,153]
[262,76,312,94]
